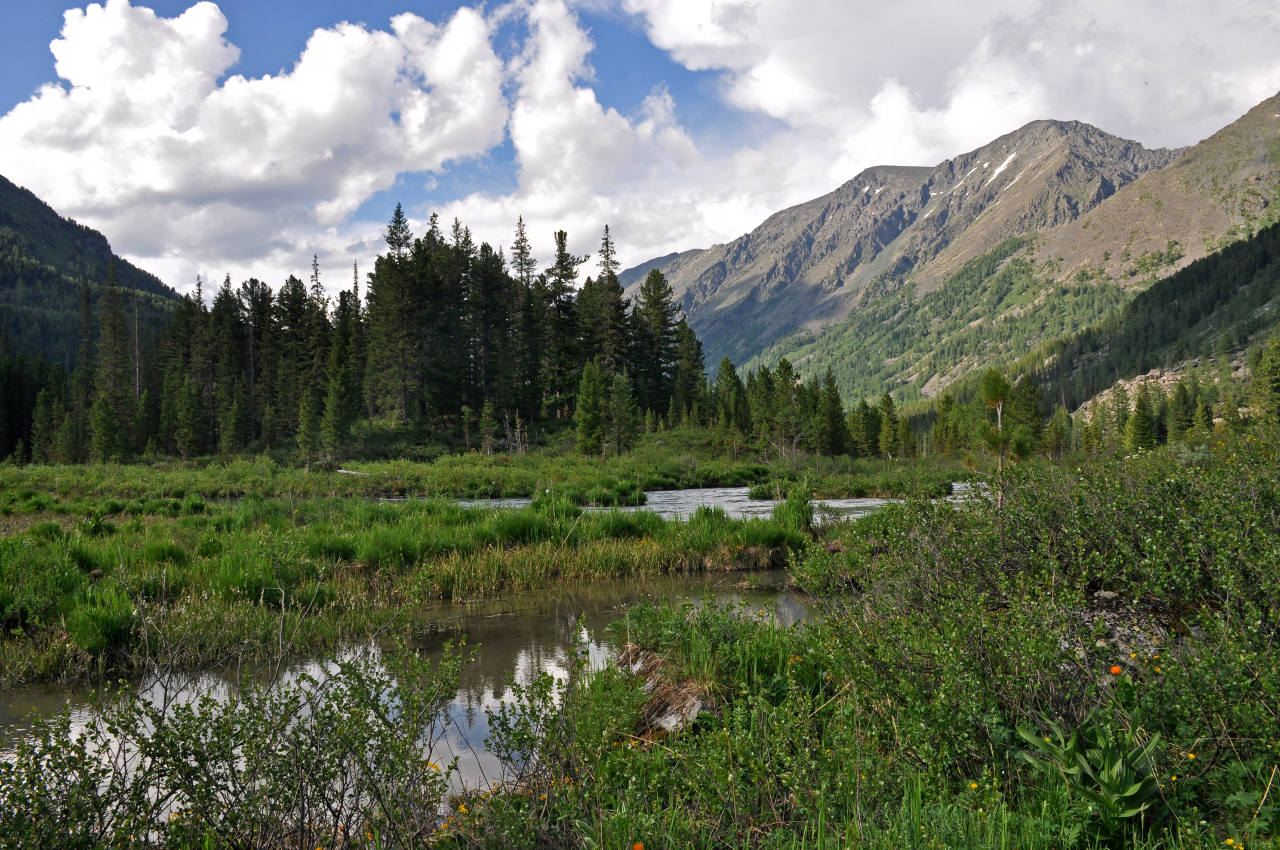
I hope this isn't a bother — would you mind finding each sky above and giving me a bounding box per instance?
[2,0,1279,297]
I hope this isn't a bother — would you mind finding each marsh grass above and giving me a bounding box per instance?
[0,485,804,685]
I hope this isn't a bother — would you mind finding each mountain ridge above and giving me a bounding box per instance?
[621,118,1182,369]
[0,174,179,367]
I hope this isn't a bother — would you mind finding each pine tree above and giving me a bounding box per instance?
[877,391,898,458]
[713,358,750,435]
[1111,384,1130,445]
[542,230,586,417]
[670,318,706,424]
[298,386,321,461]
[322,328,356,459]
[895,417,914,458]
[576,359,605,455]
[175,376,201,459]
[91,266,134,461]
[852,399,878,458]
[1123,383,1158,451]
[815,367,850,456]
[71,280,95,462]
[386,202,412,260]
[1252,336,1280,423]
[239,277,275,441]
[979,369,1013,505]
[364,207,426,425]
[931,393,959,454]
[1044,405,1072,458]
[606,369,640,455]
[510,216,538,290]
[1008,375,1044,441]
[466,243,516,408]
[632,269,678,415]
[478,400,498,455]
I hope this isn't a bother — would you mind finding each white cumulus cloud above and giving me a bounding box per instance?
[0,0,507,289]
[2,0,1279,292]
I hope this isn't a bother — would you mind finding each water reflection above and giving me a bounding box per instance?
[0,571,814,793]
[460,482,976,522]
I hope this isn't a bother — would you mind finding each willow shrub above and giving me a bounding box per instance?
[0,644,464,850]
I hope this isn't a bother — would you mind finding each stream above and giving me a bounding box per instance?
[0,483,975,789]
[0,570,813,793]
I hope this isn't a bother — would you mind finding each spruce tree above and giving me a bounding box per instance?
[670,318,706,424]
[322,330,355,458]
[1044,406,1072,458]
[713,357,750,435]
[478,400,497,455]
[91,266,134,461]
[607,369,640,455]
[1123,383,1157,451]
[877,391,898,458]
[816,367,849,456]
[542,231,586,417]
[632,269,678,415]
[364,207,424,425]
[1252,336,1280,423]
[576,359,604,455]
[298,386,321,461]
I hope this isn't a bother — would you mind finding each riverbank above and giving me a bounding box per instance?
[0,485,819,687]
[0,426,968,509]
[439,429,1279,848]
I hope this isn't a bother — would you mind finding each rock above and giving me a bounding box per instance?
[617,644,712,735]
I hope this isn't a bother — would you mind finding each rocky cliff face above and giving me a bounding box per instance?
[1031,91,1280,286]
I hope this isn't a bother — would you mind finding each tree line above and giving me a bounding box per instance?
[1,209,709,463]
[4,202,1277,467]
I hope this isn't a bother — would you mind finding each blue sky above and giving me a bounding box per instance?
[1,0,1278,293]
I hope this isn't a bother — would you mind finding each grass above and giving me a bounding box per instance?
[0,483,809,686]
[0,426,970,519]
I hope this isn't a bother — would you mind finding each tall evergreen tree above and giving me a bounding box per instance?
[575,359,605,455]
[1252,336,1280,423]
[606,369,640,455]
[815,367,850,456]
[713,358,750,436]
[1124,383,1158,451]
[90,266,134,461]
[876,391,898,459]
[364,208,422,424]
[632,269,678,415]
[541,230,586,417]
[670,318,706,424]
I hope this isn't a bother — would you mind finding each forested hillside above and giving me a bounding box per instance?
[0,174,178,367]
[1033,219,1280,409]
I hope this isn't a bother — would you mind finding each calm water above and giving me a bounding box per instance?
[1,483,976,788]
[0,570,812,792]
[457,483,963,521]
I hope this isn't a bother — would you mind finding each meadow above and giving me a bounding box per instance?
[7,427,1274,848]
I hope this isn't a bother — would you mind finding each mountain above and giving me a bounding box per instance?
[621,120,1181,369]
[766,92,1280,403]
[1033,93,1280,284]
[0,174,179,367]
